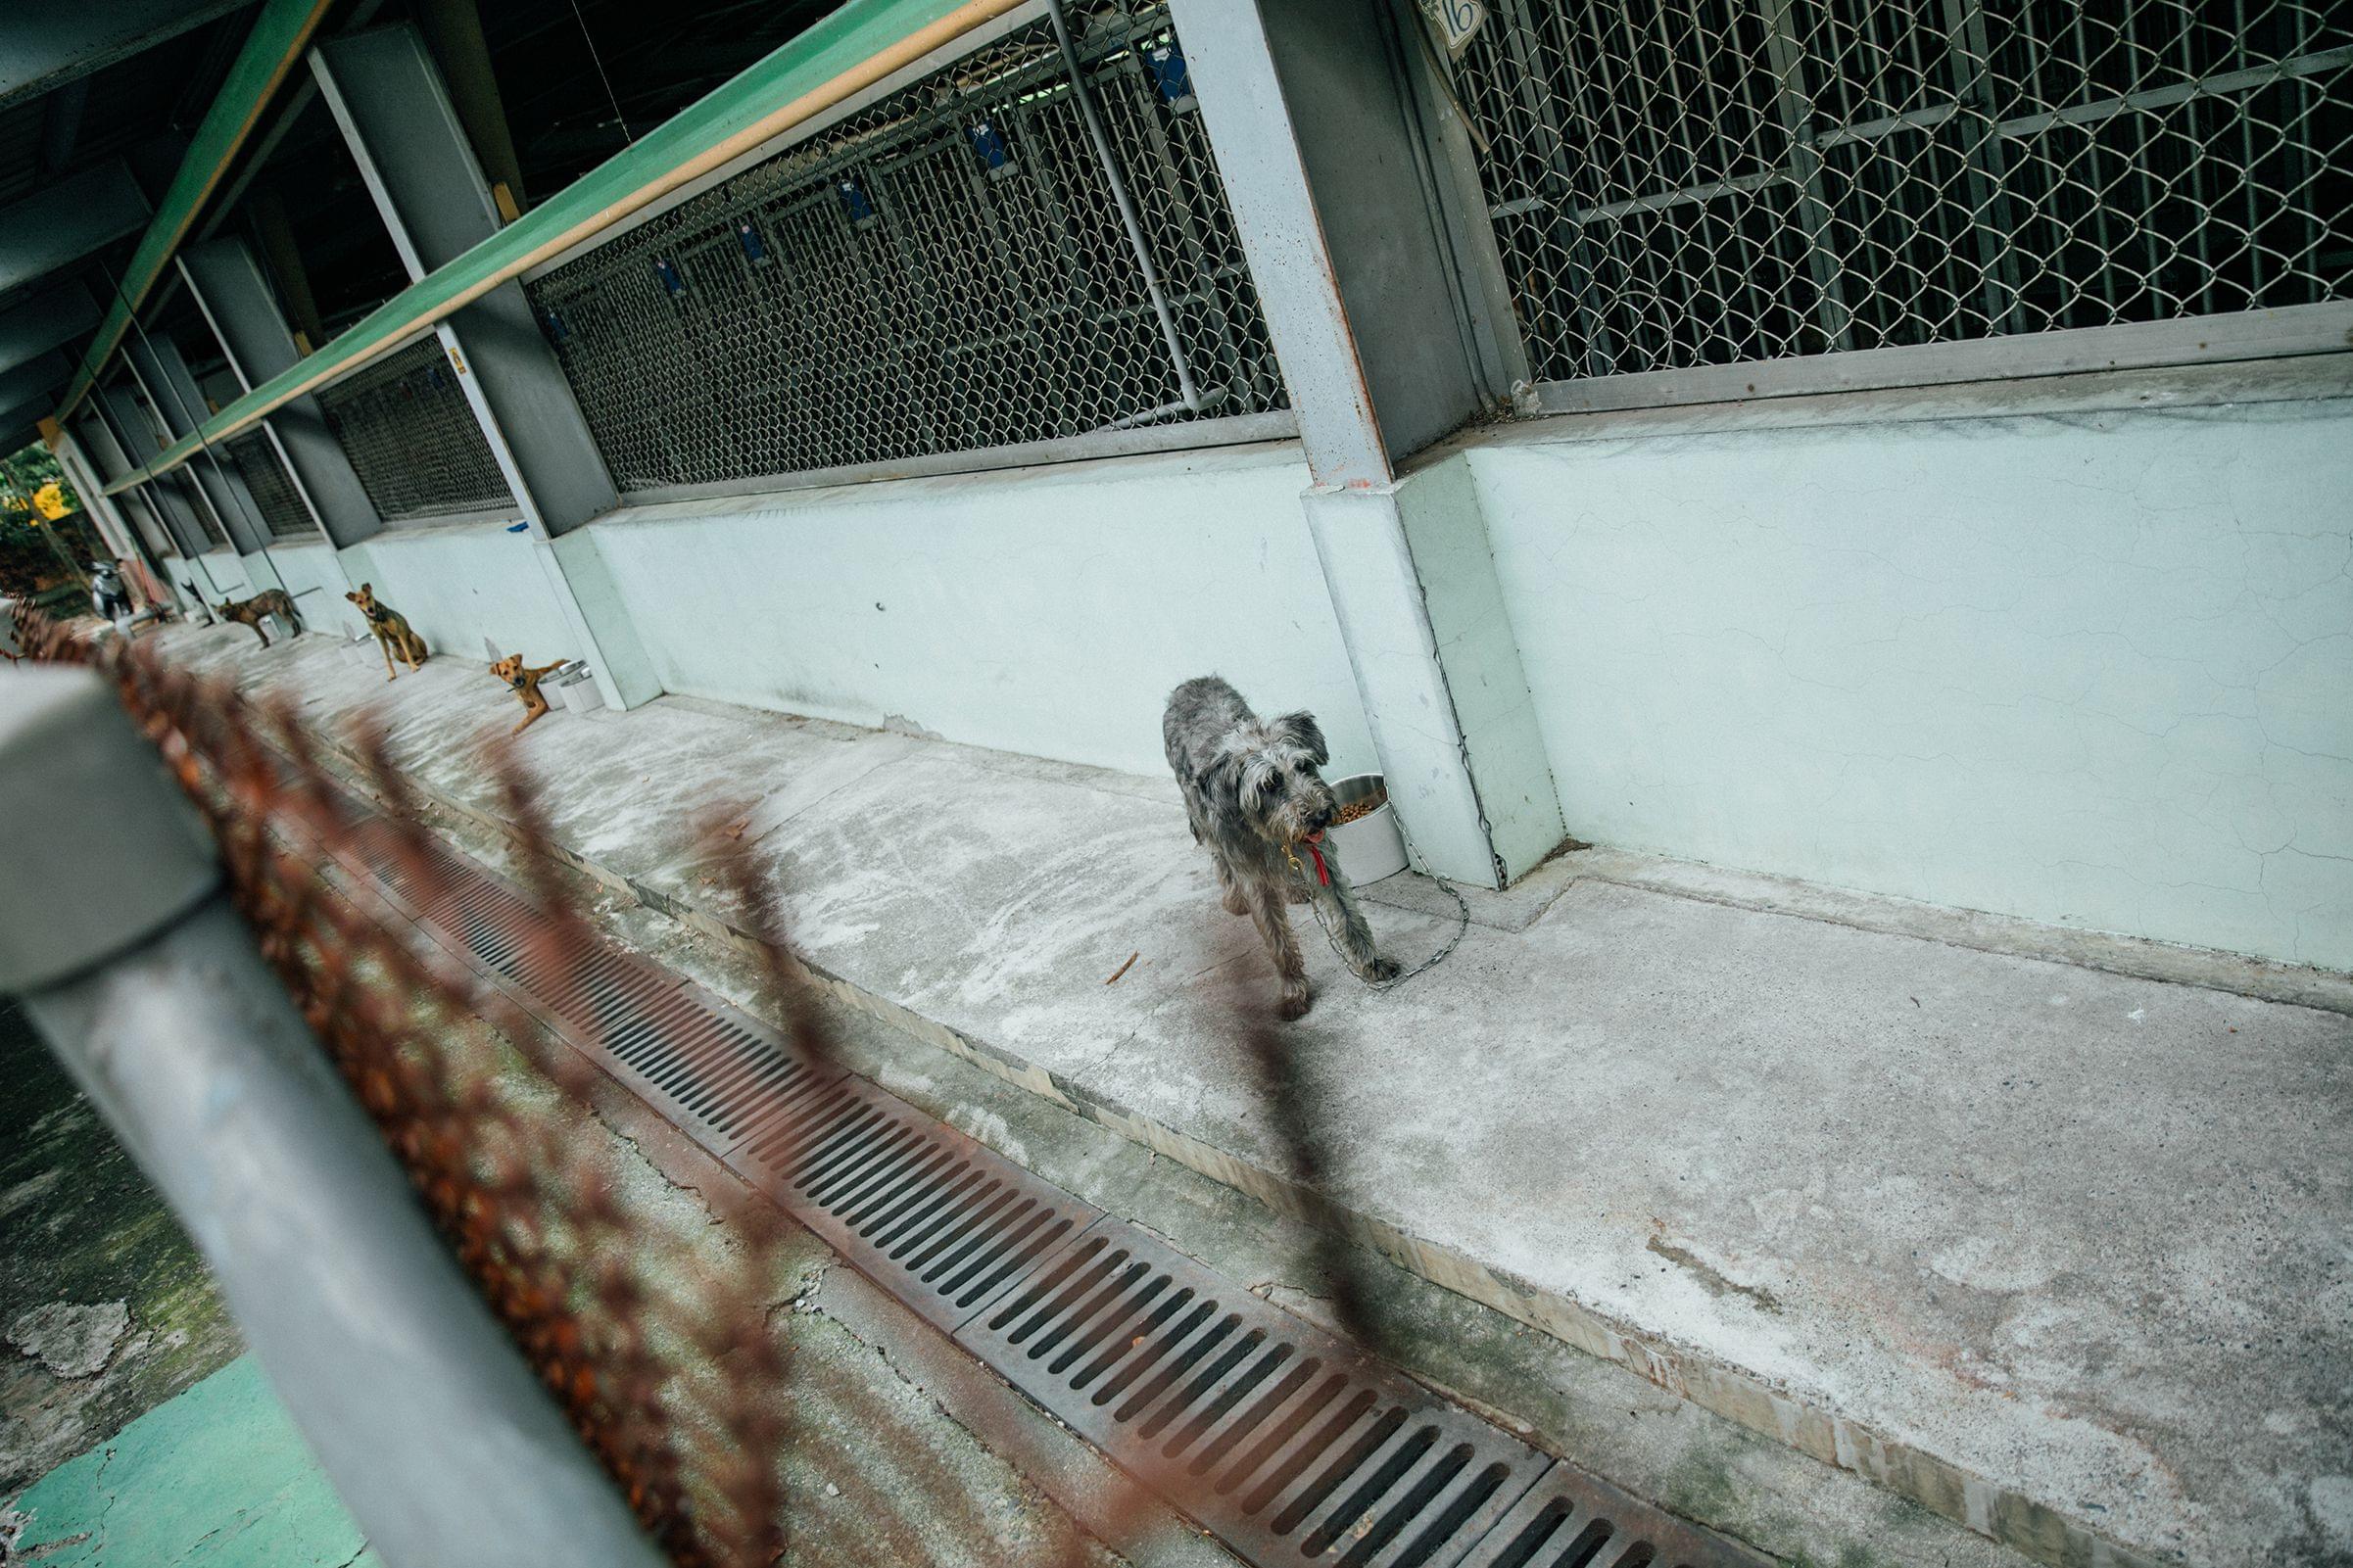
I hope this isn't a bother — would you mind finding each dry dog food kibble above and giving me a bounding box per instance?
[1333,797,1382,827]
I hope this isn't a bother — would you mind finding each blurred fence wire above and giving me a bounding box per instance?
[18,609,794,1565]
[8,609,1415,1568]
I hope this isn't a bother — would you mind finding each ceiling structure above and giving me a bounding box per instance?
[0,0,837,455]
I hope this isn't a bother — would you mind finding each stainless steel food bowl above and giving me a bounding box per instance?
[1324,773,1407,882]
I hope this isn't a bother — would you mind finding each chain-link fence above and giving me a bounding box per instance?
[316,336,519,524]
[113,384,235,552]
[222,431,320,543]
[1448,0,2353,389]
[173,472,234,551]
[525,0,1286,498]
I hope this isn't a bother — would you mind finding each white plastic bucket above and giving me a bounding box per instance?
[1323,772,1407,883]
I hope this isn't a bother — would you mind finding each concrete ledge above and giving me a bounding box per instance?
[1360,848,2353,1015]
[162,625,2353,1568]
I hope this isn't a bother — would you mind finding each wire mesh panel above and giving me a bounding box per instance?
[1449,0,2353,387]
[171,472,234,551]
[222,432,319,543]
[316,337,518,523]
[526,2,1286,496]
[118,386,233,551]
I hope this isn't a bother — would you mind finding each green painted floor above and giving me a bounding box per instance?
[3,1355,378,1568]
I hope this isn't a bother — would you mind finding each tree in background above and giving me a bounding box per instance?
[1,440,100,604]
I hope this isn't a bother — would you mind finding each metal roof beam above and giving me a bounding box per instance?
[0,283,103,378]
[0,163,150,300]
[0,0,251,111]
[53,0,339,422]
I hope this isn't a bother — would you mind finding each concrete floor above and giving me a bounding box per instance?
[3,1356,383,1568]
[154,622,2353,1567]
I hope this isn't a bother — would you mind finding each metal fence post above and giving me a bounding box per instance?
[1045,0,1204,418]
[0,666,668,1568]
[1170,0,1569,885]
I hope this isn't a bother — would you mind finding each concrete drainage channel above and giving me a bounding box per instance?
[322,808,1767,1568]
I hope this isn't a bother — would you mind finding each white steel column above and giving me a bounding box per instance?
[312,24,658,710]
[1172,0,1564,886]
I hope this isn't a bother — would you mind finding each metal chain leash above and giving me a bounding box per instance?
[1303,832,1473,993]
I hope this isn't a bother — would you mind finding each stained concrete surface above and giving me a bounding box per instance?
[159,623,2353,1567]
[565,844,2044,1568]
[0,992,379,1565]
[2,1356,383,1568]
[0,996,243,1497]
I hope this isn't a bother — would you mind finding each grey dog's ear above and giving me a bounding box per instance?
[1270,710,1327,767]
[1200,751,1254,840]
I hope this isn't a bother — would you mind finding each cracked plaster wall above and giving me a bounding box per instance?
[1468,396,2353,970]
[581,443,1379,780]
[333,524,579,667]
[264,541,364,640]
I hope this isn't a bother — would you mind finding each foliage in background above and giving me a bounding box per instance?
[0,442,78,514]
[1,440,98,602]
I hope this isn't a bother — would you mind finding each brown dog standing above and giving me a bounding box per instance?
[345,583,427,681]
[215,589,302,648]
[491,654,566,734]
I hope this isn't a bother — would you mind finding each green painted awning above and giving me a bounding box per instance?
[101,0,1020,498]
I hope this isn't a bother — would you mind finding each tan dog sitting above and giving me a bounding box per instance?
[491,654,567,734]
[344,583,427,681]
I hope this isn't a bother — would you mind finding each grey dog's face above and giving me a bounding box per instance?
[1235,715,1338,847]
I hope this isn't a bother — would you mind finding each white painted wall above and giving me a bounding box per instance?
[264,541,361,638]
[340,523,577,667]
[584,442,1377,780]
[181,550,251,601]
[1468,396,2353,971]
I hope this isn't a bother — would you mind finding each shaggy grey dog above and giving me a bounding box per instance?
[1164,676,1396,1019]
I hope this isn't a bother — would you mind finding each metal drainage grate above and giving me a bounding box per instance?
[955,1218,1550,1568]
[725,1073,1101,1334]
[321,804,1101,1334]
[1461,1464,1767,1568]
[313,793,1766,1568]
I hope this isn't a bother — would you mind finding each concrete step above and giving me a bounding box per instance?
[163,623,2353,1568]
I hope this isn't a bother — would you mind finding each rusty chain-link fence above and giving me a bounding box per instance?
[16,608,792,1564]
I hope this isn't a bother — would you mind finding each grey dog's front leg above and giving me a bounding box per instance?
[1246,880,1314,1020]
[1213,851,1250,917]
[1316,868,1400,982]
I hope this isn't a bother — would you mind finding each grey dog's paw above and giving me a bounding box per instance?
[1366,957,1402,983]
[1277,988,1313,1022]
